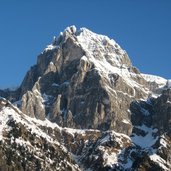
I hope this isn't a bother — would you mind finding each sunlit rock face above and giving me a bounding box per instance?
[18,26,150,135]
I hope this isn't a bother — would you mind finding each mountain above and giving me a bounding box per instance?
[0,26,171,171]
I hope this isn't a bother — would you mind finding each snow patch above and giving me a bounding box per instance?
[142,74,167,88]
[141,108,150,116]
[44,44,59,52]
[52,83,59,87]
[150,154,169,170]
[103,150,119,168]
[122,119,130,124]
[131,125,158,148]
[160,135,168,148]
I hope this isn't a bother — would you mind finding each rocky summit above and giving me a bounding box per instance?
[0,26,171,171]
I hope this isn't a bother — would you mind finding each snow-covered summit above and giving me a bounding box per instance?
[43,26,149,98]
[45,26,129,67]
[61,25,118,48]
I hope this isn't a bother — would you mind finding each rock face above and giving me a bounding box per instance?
[17,26,150,135]
[129,90,171,171]
[153,89,171,132]
[0,26,171,170]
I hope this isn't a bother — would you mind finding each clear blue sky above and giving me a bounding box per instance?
[0,0,171,88]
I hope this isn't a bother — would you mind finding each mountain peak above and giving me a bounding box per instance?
[45,26,131,69]
[64,25,77,34]
[18,26,150,131]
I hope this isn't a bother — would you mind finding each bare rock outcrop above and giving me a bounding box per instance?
[15,26,151,135]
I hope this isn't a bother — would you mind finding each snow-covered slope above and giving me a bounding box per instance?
[142,73,167,88]
[0,100,81,171]
[1,98,171,171]
[141,73,171,98]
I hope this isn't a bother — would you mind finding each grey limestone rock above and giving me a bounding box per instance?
[153,88,171,133]
[17,26,151,134]
[21,80,45,120]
